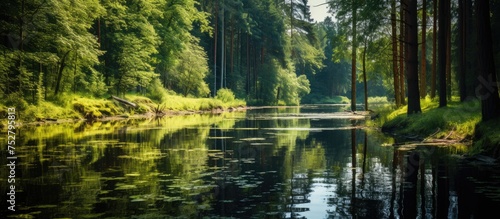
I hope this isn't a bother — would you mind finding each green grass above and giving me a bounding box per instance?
[4,90,246,124]
[381,97,481,140]
[472,117,500,157]
[127,93,245,112]
[72,96,123,119]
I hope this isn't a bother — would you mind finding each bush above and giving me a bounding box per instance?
[3,92,29,111]
[216,88,235,103]
[368,96,389,104]
[146,78,170,102]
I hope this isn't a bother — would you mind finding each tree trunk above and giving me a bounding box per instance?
[391,0,401,106]
[458,0,466,102]
[351,0,357,112]
[420,0,427,98]
[363,40,368,111]
[111,95,137,108]
[246,34,250,96]
[438,0,449,107]
[54,51,71,95]
[221,7,225,89]
[97,18,101,48]
[230,18,234,90]
[431,0,437,98]
[213,1,218,96]
[446,16,451,101]
[476,0,500,121]
[400,0,406,105]
[406,0,421,114]
[465,0,477,98]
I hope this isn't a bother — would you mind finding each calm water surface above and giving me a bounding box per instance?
[2,105,500,218]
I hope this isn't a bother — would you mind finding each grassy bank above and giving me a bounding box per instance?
[377,97,500,158]
[0,89,246,125]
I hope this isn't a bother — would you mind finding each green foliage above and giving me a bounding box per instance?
[277,64,310,105]
[216,88,236,102]
[169,37,210,97]
[24,101,80,122]
[301,94,350,104]
[80,68,108,97]
[155,0,211,95]
[3,92,29,111]
[101,0,160,94]
[145,78,170,102]
[368,96,390,104]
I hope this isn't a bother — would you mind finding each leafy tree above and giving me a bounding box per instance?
[0,0,105,100]
[170,36,210,97]
[100,0,161,95]
[50,0,105,95]
[156,0,211,94]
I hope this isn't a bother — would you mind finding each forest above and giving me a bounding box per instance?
[1,0,499,126]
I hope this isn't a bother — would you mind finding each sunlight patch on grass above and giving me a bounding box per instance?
[381,98,481,141]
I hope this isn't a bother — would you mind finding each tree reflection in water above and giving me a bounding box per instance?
[2,106,499,218]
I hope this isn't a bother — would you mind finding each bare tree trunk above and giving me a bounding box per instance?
[420,0,427,98]
[392,0,401,106]
[221,6,225,89]
[54,51,71,95]
[351,0,358,112]
[465,0,477,98]
[431,0,437,98]
[363,40,368,111]
[406,0,421,114]
[400,0,406,105]
[246,34,250,96]
[230,18,234,89]
[446,15,451,101]
[213,1,218,96]
[438,0,449,107]
[476,0,500,121]
[458,0,467,101]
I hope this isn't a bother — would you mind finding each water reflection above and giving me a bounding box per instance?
[1,105,499,218]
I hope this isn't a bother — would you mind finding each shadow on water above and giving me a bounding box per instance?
[1,105,500,218]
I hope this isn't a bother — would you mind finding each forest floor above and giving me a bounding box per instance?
[374,97,500,160]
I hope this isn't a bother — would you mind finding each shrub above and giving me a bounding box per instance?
[216,88,235,103]
[145,78,170,102]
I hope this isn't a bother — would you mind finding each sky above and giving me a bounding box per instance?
[308,0,332,23]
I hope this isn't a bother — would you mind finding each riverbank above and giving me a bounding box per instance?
[376,97,500,159]
[0,92,246,128]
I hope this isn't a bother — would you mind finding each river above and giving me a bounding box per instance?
[1,105,499,218]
